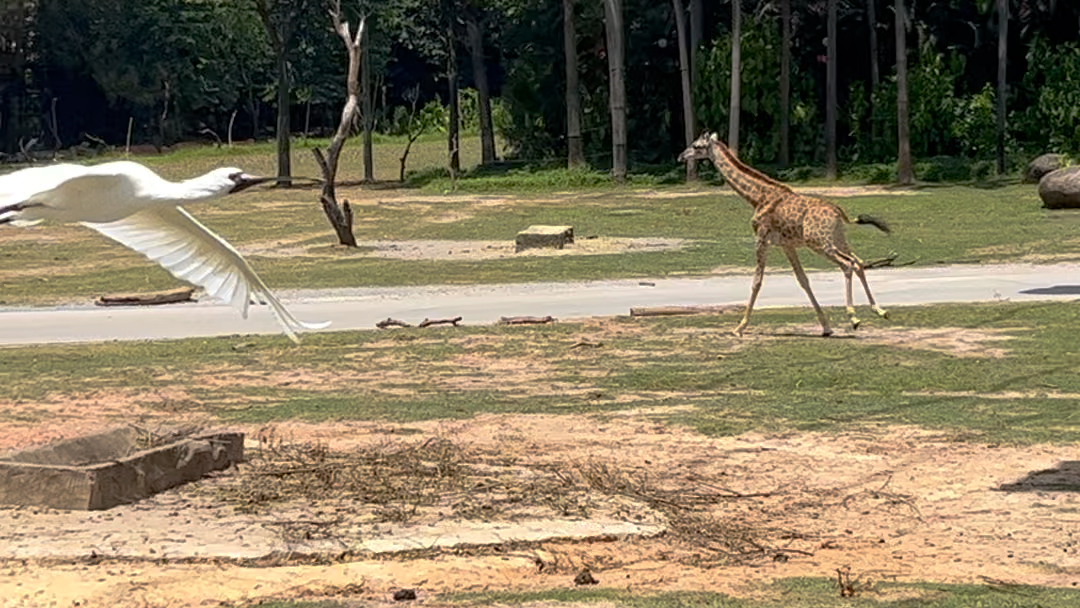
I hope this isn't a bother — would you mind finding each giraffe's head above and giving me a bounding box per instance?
[677,132,720,163]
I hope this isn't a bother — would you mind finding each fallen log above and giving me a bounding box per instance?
[96,287,195,307]
[629,305,743,317]
[498,315,555,325]
[418,316,463,328]
[376,318,412,329]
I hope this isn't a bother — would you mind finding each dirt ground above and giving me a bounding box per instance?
[2,409,1079,608]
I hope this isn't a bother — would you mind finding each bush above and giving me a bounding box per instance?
[845,163,895,184]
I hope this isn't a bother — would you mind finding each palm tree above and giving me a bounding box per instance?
[895,0,913,184]
[826,0,838,179]
[728,0,741,155]
[564,0,585,167]
[674,0,696,180]
[779,0,791,168]
[996,0,1008,175]
[603,0,627,182]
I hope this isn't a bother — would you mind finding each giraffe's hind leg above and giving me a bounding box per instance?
[783,247,833,337]
[819,244,888,328]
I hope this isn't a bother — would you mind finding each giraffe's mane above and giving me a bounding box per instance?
[709,137,794,193]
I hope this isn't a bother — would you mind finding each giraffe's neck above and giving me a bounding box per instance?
[707,141,792,207]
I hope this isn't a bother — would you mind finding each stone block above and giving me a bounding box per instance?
[0,426,243,510]
[515,225,574,253]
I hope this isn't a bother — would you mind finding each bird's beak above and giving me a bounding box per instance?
[229,174,275,194]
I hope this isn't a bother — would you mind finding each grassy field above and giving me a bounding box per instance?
[255,580,1080,608]
[3,300,1078,445]
[1,135,1079,305]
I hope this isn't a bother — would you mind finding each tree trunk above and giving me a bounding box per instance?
[996,0,1007,175]
[867,0,880,149]
[274,44,292,184]
[779,0,791,168]
[728,0,741,156]
[465,10,496,165]
[867,0,880,87]
[362,22,374,182]
[895,0,913,185]
[673,0,696,181]
[825,0,838,180]
[603,0,627,183]
[564,0,585,168]
[689,0,703,135]
[313,4,365,247]
[447,17,460,176]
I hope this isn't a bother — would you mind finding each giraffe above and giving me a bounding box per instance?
[678,132,890,337]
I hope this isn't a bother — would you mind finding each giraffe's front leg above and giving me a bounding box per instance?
[735,238,771,336]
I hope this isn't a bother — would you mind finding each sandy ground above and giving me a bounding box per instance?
[2,411,1079,608]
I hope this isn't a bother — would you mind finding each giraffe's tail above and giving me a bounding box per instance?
[854,214,891,234]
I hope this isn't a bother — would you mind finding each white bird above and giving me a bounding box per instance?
[0,160,329,343]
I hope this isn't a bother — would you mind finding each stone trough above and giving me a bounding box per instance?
[0,426,243,511]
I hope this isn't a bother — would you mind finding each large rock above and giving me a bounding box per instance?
[1038,166,1080,209]
[1025,153,1067,184]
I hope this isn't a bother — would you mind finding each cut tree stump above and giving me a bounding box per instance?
[515,225,574,252]
[96,287,195,307]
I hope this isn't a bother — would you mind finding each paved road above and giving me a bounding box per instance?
[1,262,1078,346]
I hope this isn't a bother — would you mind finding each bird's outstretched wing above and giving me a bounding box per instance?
[84,206,329,343]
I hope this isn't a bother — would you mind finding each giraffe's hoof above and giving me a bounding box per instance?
[850,318,862,331]
[877,309,890,320]
[821,328,834,338]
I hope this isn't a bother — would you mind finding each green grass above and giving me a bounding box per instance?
[4,301,1079,444]
[446,579,1080,608]
[3,137,1079,305]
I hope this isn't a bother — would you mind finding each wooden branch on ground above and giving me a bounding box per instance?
[629,305,744,317]
[96,287,195,307]
[376,318,412,329]
[418,316,463,328]
[498,315,555,325]
[863,254,918,269]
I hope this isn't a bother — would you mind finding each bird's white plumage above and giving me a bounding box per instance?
[0,161,329,342]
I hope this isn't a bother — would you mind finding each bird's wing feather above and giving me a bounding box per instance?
[83,206,329,343]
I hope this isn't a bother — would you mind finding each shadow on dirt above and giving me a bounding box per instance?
[996,461,1080,492]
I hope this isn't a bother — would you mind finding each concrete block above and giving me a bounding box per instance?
[0,426,243,510]
[515,225,574,252]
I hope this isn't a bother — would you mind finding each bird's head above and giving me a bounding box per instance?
[677,132,719,163]
[202,167,275,195]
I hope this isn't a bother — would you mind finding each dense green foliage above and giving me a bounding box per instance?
[4,0,1080,168]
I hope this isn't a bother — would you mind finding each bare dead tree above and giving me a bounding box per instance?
[398,85,426,181]
[312,0,366,247]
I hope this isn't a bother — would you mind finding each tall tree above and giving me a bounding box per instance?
[825,0,837,179]
[445,0,460,175]
[895,0,913,184]
[313,0,365,246]
[728,0,741,155]
[674,0,696,180]
[867,0,880,147]
[996,0,1007,175]
[362,22,374,181]
[255,0,311,184]
[779,0,791,167]
[689,0,703,134]
[603,0,627,183]
[563,0,585,168]
[464,4,496,165]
